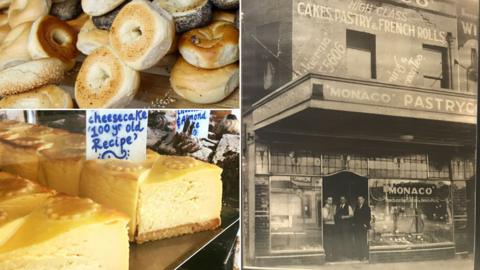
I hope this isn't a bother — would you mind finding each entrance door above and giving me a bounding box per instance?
[322,171,368,262]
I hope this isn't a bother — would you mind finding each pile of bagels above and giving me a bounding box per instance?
[0,0,239,109]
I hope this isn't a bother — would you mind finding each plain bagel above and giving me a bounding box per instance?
[75,46,140,108]
[178,21,238,69]
[0,0,10,10]
[81,0,125,16]
[0,58,65,96]
[28,15,78,69]
[77,18,109,55]
[110,0,175,70]
[8,0,52,28]
[153,0,212,33]
[212,10,235,24]
[170,57,238,104]
[0,85,73,108]
[0,22,32,71]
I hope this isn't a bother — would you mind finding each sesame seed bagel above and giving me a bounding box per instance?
[0,85,73,109]
[75,46,140,108]
[170,57,238,104]
[153,0,212,33]
[0,58,65,96]
[178,21,238,69]
[210,0,238,10]
[110,0,175,71]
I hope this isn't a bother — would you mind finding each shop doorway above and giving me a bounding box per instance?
[322,171,368,262]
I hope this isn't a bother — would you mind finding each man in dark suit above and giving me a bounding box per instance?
[354,195,371,261]
[334,196,354,260]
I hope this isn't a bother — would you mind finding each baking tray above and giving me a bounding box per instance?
[60,56,239,109]
[129,201,239,270]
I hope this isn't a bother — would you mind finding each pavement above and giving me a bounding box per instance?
[244,257,474,270]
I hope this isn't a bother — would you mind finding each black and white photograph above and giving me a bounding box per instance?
[241,0,478,269]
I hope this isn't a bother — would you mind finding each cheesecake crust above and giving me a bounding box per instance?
[135,217,221,243]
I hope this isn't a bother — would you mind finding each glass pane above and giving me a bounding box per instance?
[423,48,443,78]
[270,182,323,252]
[369,179,453,247]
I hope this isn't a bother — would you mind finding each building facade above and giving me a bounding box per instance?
[242,0,477,267]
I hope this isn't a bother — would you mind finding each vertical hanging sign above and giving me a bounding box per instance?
[86,110,148,162]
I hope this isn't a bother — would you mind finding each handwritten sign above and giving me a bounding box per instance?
[176,110,210,138]
[86,110,148,162]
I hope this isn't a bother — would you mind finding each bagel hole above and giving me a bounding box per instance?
[51,30,70,46]
[120,22,143,44]
[87,65,111,91]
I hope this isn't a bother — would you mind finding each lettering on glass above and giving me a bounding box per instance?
[86,110,148,162]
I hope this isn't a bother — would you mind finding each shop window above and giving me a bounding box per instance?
[428,157,450,179]
[270,151,321,175]
[368,155,428,179]
[346,155,369,176]
[270,178,322,252]
[422,44,449,89]
[255,144,269,174]
[346,30,377,79]
[322,154,345,174]
[451,158,475,180]
[369,179,453,247]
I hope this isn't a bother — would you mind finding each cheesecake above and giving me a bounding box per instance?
[136,155,222,243]
[79,149,160,240]
[80,152,222,243]
[0,195,129,270]
[38,132,86,195]
[0,173,56,246]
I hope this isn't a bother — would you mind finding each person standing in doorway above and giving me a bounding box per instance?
[354,195,371,261]
[334,196,354,260]
[322,197,336,261]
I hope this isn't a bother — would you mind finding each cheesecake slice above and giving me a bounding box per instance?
[136,155,222,243]
[79,149,160,240]
[0,195,129,270]
[37,132,86,196]
[0,173,56,246]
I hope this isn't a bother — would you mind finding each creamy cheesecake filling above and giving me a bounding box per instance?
[137,169,222,235]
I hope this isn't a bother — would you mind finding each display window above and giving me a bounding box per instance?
[369,179,453,247]
[269,176,323,252]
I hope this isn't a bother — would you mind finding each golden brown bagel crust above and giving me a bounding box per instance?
[170,57,238,104]
[0,58,65,96]
[0,85,73,109]
[212,10,235,24]
[75,46,140,108]
[178,21,238,69]
[28,15,78,63]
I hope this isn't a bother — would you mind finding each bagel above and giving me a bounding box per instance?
[92,0,130,30]
[170,57,238,104]
[77,18,109,55]
[153,0,212,33]
[81,0,126,16]
[8,0,52,28]
[27,15,78,70]
[50,0,82,21]
[210,0,238,10]
[110,0,175,70]
[212,10,235,24]
[178,21,238,69]
[75,46,140,108]
[0,22,32,70]
[0,13,10,43]
[0,58,65,96]
[0,85,73,108]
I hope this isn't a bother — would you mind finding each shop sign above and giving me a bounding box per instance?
[318,82,477,116]
[176,110,210,138]
[457,0,478,48]
[295,0,448,44]
[86,109,148,162]
[370,179,450,203]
